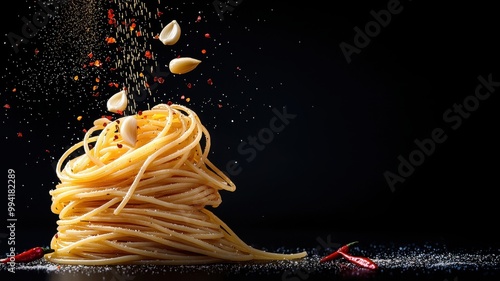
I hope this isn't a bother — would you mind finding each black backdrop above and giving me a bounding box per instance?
[1,0,499,254]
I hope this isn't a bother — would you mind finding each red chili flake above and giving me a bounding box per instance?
[17,132,23,138]
[34,48,39,55]
[167,101,173,105]
[136,31,142,37]
[3,104,10,109]
[130,22,136,31]
[201,49,207,54]
[45,149,50,153]
[157,10,163,17]
[196,15,202,22]
[157,77,165,84]
[116,110,124,115]
[88,61,94,67]
[92,92,100,97]
[180,95,185,100]
[207,78,213,85]
[106,37,116,44]
[138,110,143,115]
[218,104,223,108]
[117,143,123,148]
[145,50,152,59]
[108,18,117,25]
[153,34,159,39]
[88,52,93,59]
[187,83,192,89]
[95,77,100,82]
[12,88,16,92]
[82,129,87,133]
[103,115,113,120]
[105,56,111,62]
[204,33,211,39]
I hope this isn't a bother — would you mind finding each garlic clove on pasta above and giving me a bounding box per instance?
[93,117,111,127]
[107,89,128,113]
[168,57,201,75]
[120,116,137,147]
[159,20,181,45]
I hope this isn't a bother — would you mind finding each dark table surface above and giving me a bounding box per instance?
[2,231,500,281]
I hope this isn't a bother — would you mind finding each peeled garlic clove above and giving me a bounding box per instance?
[93,117,111,127]
[120,116,137,147]
[159,20,181,45]
[107,89,128,113]
[169,57,201,75]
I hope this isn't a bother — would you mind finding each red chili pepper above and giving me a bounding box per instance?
[338,251,378,270]
[319,241,358,263]
[1,247,54,264]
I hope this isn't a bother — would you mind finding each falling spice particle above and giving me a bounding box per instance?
[201,49,207,54]
[77,116,83,121]
[207,78,213,85]
[204,33,210,39]
[3,104,10,109]
[17,132,23,138]
[106,37,117,44]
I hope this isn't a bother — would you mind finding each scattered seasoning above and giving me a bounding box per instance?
[338,251,378,270]
[1,247,54,264]
[319,241,358,263]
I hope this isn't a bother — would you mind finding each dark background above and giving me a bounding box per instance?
[1,0,499,257]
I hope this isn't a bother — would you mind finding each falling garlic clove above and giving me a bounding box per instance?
[120,116,137,147]
[169,57,201,75]
[107,89,128,113]
[159,20,181,45]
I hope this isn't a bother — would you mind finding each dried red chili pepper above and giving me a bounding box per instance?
[1,247,54,264]
[319,241,358,263]
[338,251,378,270]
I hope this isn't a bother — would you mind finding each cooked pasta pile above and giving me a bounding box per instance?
[47,103,307,265]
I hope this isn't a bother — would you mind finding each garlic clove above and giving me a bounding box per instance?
[93,117,111,127]
[168,57,201,75]
[107,89,128,113]
[120,116,137,147]
[159,20,181,45]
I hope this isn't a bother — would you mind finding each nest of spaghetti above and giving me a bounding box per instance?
[48,103,307,265]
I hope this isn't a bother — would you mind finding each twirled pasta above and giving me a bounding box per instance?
[47,103,307,265]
